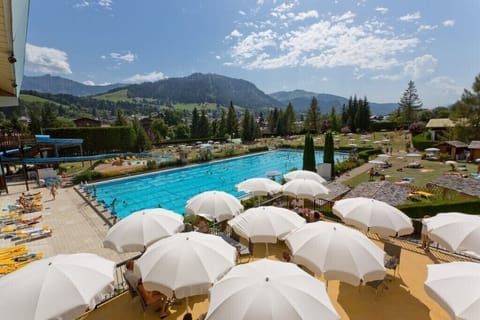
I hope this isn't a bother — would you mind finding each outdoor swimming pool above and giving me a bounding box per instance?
[91,149,349,218]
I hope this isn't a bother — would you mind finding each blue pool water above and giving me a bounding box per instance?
[91,150,348,218]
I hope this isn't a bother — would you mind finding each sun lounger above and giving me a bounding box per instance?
[0,244,26,255]
[14,229,52,245]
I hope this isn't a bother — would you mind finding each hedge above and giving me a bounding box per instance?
[397,198,480,219]
[45,127,136,155]
[412,131,436,151]
[370,121,397,132]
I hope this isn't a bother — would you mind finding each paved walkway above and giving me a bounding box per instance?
[0,182,133,263]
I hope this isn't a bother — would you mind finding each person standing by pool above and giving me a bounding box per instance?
[421,215,431,252]
[111,198,118,214]
[50,185,57,200]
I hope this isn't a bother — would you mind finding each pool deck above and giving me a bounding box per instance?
[0,163,472,320]
[0,182,135,264]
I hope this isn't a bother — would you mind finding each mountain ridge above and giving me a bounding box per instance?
[22,74,397,115]
[22,75,126,97]
[269,90,397,115]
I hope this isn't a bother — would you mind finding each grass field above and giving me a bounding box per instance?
[93,89,134,102]
[19,94,62,105]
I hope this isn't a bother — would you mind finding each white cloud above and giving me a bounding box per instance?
[109,51,136,63]
[371,74,401,81]
[403,54,437,80]
[230,30,243,38]
[215,55,221,60]
[375,7,388,14]
[83,80,95,86]
[399,12,421,22]
[25,43,72,74]
[74,0,112,9]
[124,71,166,83]
[98,0,112,9]
[257,0,265,5]
[417,24,437,32]
[239,10,246,16]
[228,17,418,72]
[331,11,355,22]
[231,29,277,60]
[427,76,463,96]
[443,20,455,27]
[294,10,318,21]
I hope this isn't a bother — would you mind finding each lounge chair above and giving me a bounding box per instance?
[384,242,401,278]
[365,278,388,296]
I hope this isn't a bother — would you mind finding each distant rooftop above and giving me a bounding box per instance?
[341,181,410,206]
[434,140,469,148]
[425,118,455,128]
[428,175,480,198]
[468,140,480,149]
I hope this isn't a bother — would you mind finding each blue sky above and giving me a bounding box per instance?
[25,0,479,108]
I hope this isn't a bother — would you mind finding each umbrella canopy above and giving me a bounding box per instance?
[368,160,386,165]
[425,262,480,320]
[0,253,115,320]
[135,231,237,299]
[377,154,391,158]
[266,170,281,178]
[425,147,440,152]
[332,197,414,237]
[186,191,244,222]
[103,208,184,253]
[286,222,386,286]
[283,170,327,184]
[424,213,480,254]
[282,179,329,200]
[228,206,306,243]
[206,259,340,320]
[406,153,422,157]
[236,178,282,196]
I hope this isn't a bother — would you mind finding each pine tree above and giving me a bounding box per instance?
[284,102,296,134]
[304,97,320,133]
[303,134,316,172]
[452,73,480,140]
[198,109,210,138]
[399,80,423,127]
[329,106,338,131]
[190,107,200,138]
[217,109,226,138]
[226,101,238,138]
[323,131,335,178]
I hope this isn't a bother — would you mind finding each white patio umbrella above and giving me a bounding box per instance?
[284,170,327,184]
[186,190,244,222]
[236,178,282,196]
[368,160,386,165]
[0,253,115,320]
[228,206,306,255]
[103,208,184,253]
[286,222,386,286]
[135,231,237,299]
[424,212,480,254]
[332,197,414,237]
[206,259,340,320]
[378,154,391,158]
[425,147,440,152]
[406,153,422,157]
[425,262,480,320]
[282,179,329,200]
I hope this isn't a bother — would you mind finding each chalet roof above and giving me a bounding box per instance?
[322,181,351,201]
[434,140,469,148]
[425,118,455,128]
[468,141,480,149]
[428,175,480,198]
[341,181,410,206]
[73,117,101,123]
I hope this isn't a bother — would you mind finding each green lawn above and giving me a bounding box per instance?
[93,89,134,102]
[19,94,62,105]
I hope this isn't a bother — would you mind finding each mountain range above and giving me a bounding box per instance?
[22,74,397,115]
[22,75,126,97]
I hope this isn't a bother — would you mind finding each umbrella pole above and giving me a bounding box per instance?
[186,296,190,312]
